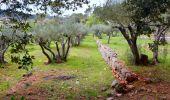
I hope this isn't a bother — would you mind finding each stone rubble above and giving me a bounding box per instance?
[96,40,138,84]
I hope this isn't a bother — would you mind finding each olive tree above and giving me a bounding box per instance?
[71,23,88,46]
[60,15,89,47]
[34,23,56,64]
[0,26,14,64]
[0,23,32,70]
[94,0,170,65]
[90,24,113,40]
[126,0,170,65]
[102,25,115,44]
[0,0,89,67]
[34,21,87,64]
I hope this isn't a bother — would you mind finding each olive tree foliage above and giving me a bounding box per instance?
[0,0,89,69]
[70,23,88,46]
[60,14,89,46]
[0,25,15,64]
[0,22,33,70]
[102,24,117,44]
[0,0,89,15]
[0,8,33,68]
[33,22,59,64]
[33,20,88,64]
[94,0,170,65]
[90,24,113,39]
[148,13,170,65]
[126,0,170,65]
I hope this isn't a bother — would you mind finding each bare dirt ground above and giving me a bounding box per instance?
[113,80,170,100]
[3,70,69,100]
[2,68,170,100]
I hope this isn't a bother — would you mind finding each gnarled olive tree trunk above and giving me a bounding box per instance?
[0,52,6,64]
[76,36,81,46]
[39,42,53,64]
[71,35,81,46]
[39,37,71,64]
[107,33,111,44]
[61,37,71,61]
[118,26,141,65]
[0,41,9,64]
[151,25,168,65]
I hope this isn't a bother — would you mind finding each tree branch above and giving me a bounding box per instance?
[55,41,61,58]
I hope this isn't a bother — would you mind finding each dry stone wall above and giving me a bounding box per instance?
[96,40,138,84]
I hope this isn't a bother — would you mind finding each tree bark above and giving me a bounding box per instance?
[129,42,141,65]
[71,37,75,46]
[0,42,9,64]
[46,41,51,48]
[128,25,141,65]
[39,43,52,64]
[77,36,81,46]
[107,33,111,44]
[152,45,159,65]
[64,37,71,61]
[55,42,61,58]
[43,45,56,60]
[0,52,6,64]
[61,38,65,58]
[118,26,141,65]
[152,26,167,65]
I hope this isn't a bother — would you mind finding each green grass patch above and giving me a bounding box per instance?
[100,34,170,82]
[0,35,113,99]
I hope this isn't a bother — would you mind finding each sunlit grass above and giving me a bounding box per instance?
[0,34,170,99]
[0,35,113,99]
[100,34,170,82]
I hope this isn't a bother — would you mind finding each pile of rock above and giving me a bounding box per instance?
[96,40,138,93]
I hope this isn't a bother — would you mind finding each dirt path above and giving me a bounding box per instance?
[3,70,77,100]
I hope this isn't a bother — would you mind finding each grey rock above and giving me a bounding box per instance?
[159,96,167,100]
[111,80,118,88]
[107,97,114,100]
[115,93,123,97]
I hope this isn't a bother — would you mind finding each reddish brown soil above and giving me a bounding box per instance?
[4,70,63,100]
[112,81,170,100]
[3,69,170,100]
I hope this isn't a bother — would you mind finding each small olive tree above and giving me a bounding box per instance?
[0,25,24,64]
[0,26,13,64]
[0,24,33,70]
[71,23,88,46]
[102,25,114,44]
[34,21,88,64]
[90,24,113,40]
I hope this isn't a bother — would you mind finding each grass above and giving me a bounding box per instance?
[0,34,170,99]
[0,63,27,97]
[100,34,170,82]
[0,35,113,99]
